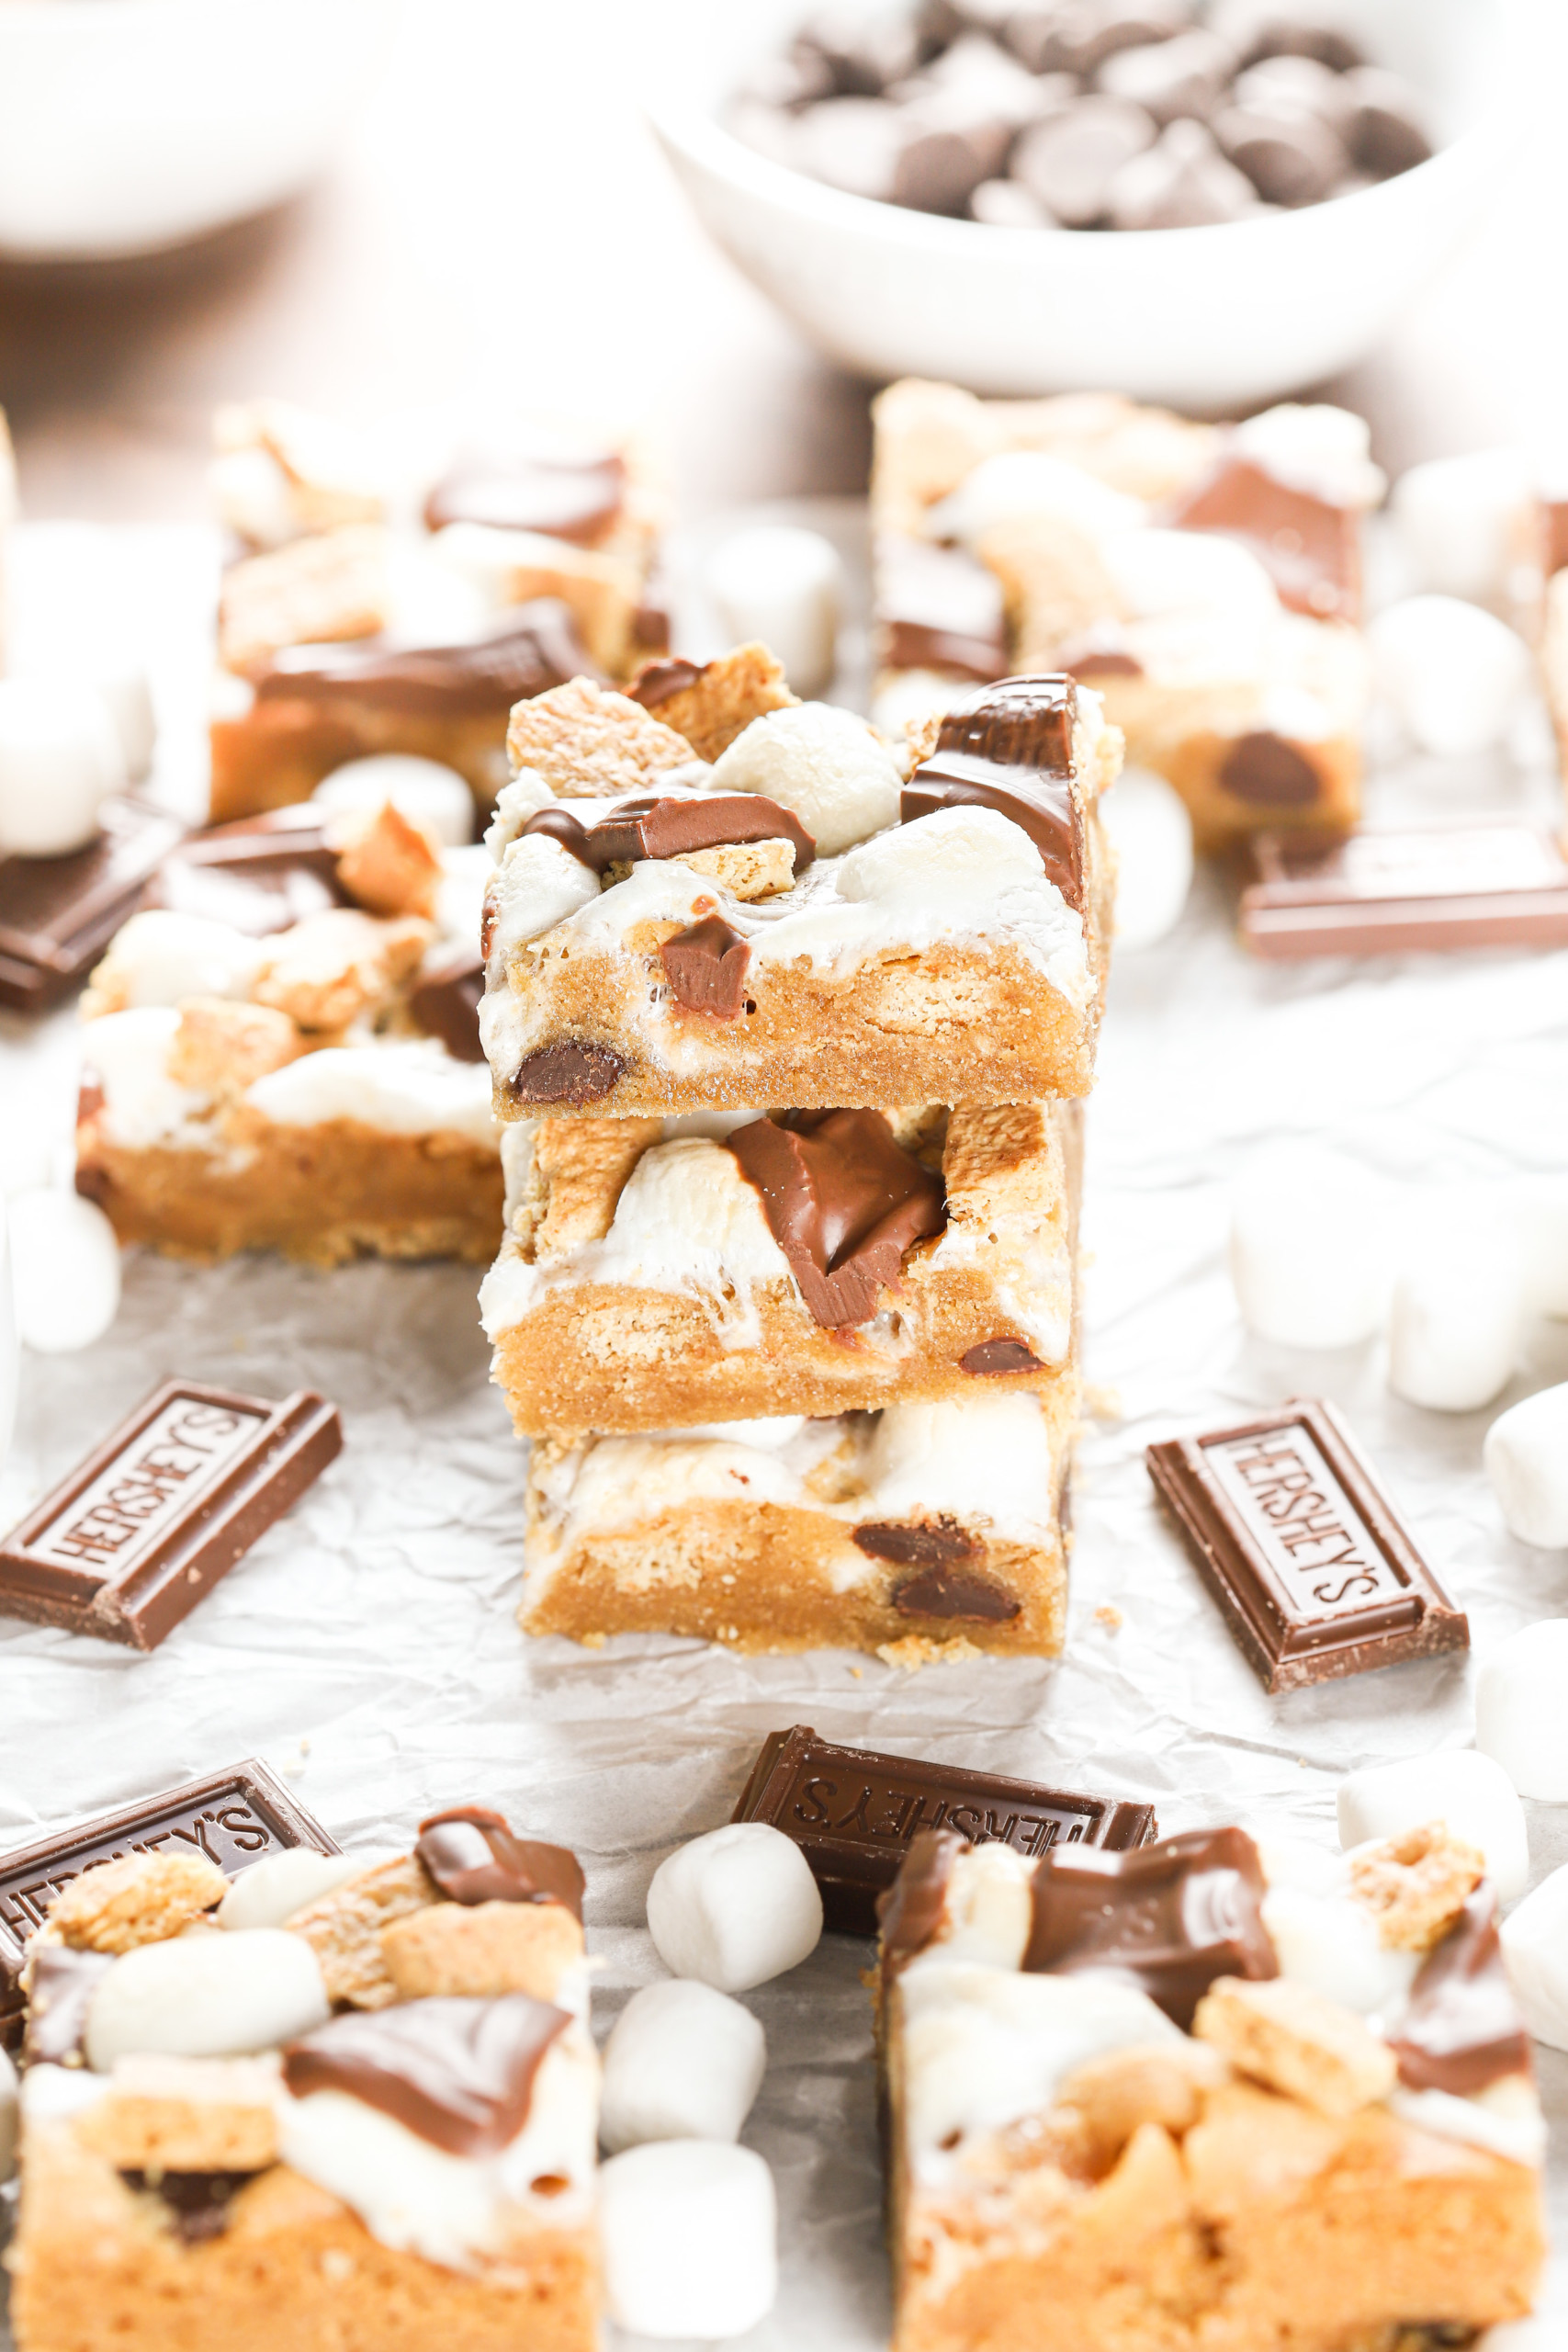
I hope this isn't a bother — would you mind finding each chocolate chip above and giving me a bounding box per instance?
[893,114,1012,214]
[961,1337,1047,1374]
[1231,51,1354,133]
[1012,94,1156,224]
[854,1515,978,1566]
[508,1043,626,1107]
[797,5,926,96]
[122,2170,256,2245]
[1218,730,1322,807]
[969,175,1055,225]
[1108,116,1259,226]
[1340,65,1431,179]
[660,914,751,1019]
[1025,0,1196,75]
[1098,27,1236,122]
[1213,2,1365,72]
[890,1564,1022,1623]
[1213,99,1346,205]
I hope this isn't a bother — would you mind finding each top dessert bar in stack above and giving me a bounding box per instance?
[208,400,670,824]
[478,646,1119,1115]
[871,379,1379,847]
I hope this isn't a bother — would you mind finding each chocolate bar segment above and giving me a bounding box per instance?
[1146,1398,1468,1692]
[727,1109,946,1330]
[732,1725,1156,1935]
[0,798,186,1012]
[256,601,593,721]
[1168,453,1360,624]
[0,1758,339,2048]
[150,804,351,936]
[1238,826,1568,958]
[0,1380,343,1651]
[903,675,1084,911]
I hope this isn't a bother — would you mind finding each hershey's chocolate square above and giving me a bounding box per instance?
[0,798,186,1012]
[1238,825,1568,958]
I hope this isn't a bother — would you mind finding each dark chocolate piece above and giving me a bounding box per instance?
[660,914,751,1019]
[727,1109,946,1329]
[1341,65,1431,178]
[876,1827,966,1975]
[903,675,1084,910]
[852,1516,976,1568]
[0,1381,343,1652]
[732,1724,1156,1937]
[1213,100,1346,208]
[1025,1826,1278,2029]
[1388,1889,1530,2098]
[1146,1398,1469,1692]
[122,2168,257,2244]
[150,804,351,937]
[0,799,186,1014]
[0,1758,339,2051]
[890,1565,1021,1623]
[1238,825,1568,959]
[423,441,626,542]
[1011,96,1156,226]
[525,792,815,876]
[1235,12,1365,72]
[1219,730,1323,808]
[961,1338,1047,1375]
[507,1041,626,1107]
[1169,452,1360,623]
[256,602,594,721]
[409,944,485,1062]
[415,1806,585,1922]
[626,657,706,709]
[877,534,1010,683]
[23,1945,114,2065]
[283,1994,570,2157]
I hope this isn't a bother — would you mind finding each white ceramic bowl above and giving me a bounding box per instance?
[0,0,391,263]
[649,0,1549,408]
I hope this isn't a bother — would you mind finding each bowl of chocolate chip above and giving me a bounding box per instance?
[648,0,1540,408]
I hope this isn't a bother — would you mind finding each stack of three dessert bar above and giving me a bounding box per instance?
[473,638,1120,1659]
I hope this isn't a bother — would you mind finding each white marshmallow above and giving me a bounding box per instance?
[1517,1178,1568,1317]
[645,1822,823,1993]
[86,1928,331,2070]
[599,1980,766,2154]
[481,832,600,969]
[835,800,1026,899]
[1484,1385,1568,1549]
[486,767,558,858]
[7,1189,121,1354]
[217,1849,383,1932]
[708,700,901,858]
[0,1200,17,1474]
[921,1843,1032,1971]
[705,525,842,698]
[93,662,156,785]
[1228,1144,1391,1349]
[95,909,266,1008]
[926,451,1145,548]
[1388,448,1533,606]
[0,2044,17,2185]
[314,755,475,847]
[0,678,127,856]
[245,1041,497,1149]
[1232,404,1385,511]
[1100,765,1194,948]
[1387,1244,1522,1412]
[1367,595,1532,758]
[597,2140,778,2340]
[1337,1752,1529,1903]
[1261,1882,1418,2018]
[1477,2319,1564,2352]
[1475,1622,1568,1798]
[1498,1864,1568,2052]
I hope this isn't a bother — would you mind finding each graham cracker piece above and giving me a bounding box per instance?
[1058,2041,1225,2170]
[942,1102,1060,1225]
[284,1854,438,2008]
[214,399,385,531]
[332,802,443,919]
[504,678,696,798]
[671,837,796,900]
[531,1117,663,1261]
[168,999,303,1095]
[76,2055,280,2173]
[379,1899,584,2002]
[251,910,430,1033]
[1193,1974,1396,2119]
[218,525,391,676]
[1348,1823,1486,1952]
[629,644,797,763]
[42,1851,229,1956]
[466,532,643,674]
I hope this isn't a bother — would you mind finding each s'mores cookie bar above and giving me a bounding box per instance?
[525,1388,1076,1662]
[479,661,1117,1115]
[878,1818,1544,2352]
[73,804,502,1264]
[209,404,670,823]
[873,379,1376,850]
[482,1098,1079,1437]
[10,1800,598,2352]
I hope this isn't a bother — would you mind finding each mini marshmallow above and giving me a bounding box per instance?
[1517,1178,1568,1317]
[645,1821,823,1993]
[1100,765,1194,948]
[1498,1864,1568,2052]
[597,2139,778,2339]
[1387,1244,1522,1412]
[705,525,842,698]
[1475,1622,1568,1799]
[0,678,127,856]
[599,1979,766,2154]
[314,755,475,848]
[1337,1752,1529,1904]
[1366,595,1533,758]
[92,662,156,785]
[8,1189,121,1355]
[708,701,902,857]
[217,1849,382,1932]
[86,1928,331,2071]
[1484,1385,1568,1550]
[96,909,266,1008]
[0,2044,16,2185]
[1228,1144,1391,1349]
[1388,448,1533,606]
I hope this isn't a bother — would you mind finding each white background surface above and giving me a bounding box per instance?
[2,517,1568,2347]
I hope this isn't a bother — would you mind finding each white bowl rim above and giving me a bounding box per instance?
[0,0,355,24]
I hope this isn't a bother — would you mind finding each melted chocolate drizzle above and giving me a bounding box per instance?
[416,1806,585,1920]
[1388,1888,1531,2098]
[283,1993,571,2158]
[727,1109,946,1330]
[902,676,1084,910]
[523,792,815,876]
